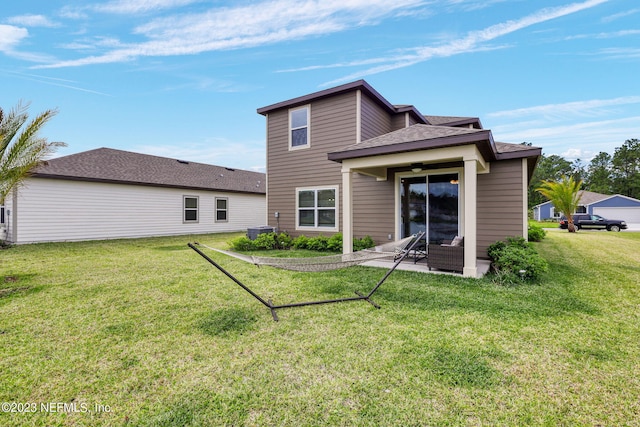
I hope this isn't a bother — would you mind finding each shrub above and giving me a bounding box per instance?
[354,235,375,251]
[292,235,309,250]
[306,235,329,251]
[487,236,548,284]
[252,232,278,250]
[229,232,376,254]
[327,233,343,252]
[228,236,254,251]
[275,232,293,249]
[528,224,547,242]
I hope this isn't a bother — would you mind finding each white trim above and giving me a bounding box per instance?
[394,168,463,242]
[522,158,528,239]
[463,159,478,278]
[356,90,362,144]
[215,197,229,223]
[183,195,199,223]
[295,185,339,232]
[342,172,353,253]
[288,105,310,151]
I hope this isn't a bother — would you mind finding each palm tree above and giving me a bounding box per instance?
[537,176,583,232]
[0,101,66,204]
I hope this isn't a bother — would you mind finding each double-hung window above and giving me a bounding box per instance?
[289,106,310,150]
[184,196,199,222]
[215,197,228,222]
[297,187,337,230]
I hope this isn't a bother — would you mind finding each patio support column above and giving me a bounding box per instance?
[463,159,478,277]
[342,168,353,254]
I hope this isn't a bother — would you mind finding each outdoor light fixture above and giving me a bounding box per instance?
[411,163,423,173]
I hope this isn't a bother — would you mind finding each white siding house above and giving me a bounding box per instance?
[2,148,266,244]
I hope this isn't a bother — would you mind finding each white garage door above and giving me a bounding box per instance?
[593,207,640,223]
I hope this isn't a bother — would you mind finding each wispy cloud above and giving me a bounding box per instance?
[320,0,610,85]
[1,70,112,96]
[34,0,425,69]
[493,116,640,160]
[596,47,640,60]
[5,14,61,28]
[488,96,640,120]
[0,24,29,52]
[601,7,640,23]
[135,140,266,172]
[92,0,203,14]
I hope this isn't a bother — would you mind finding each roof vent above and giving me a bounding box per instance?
[177,159,189,164]
[225,167,235,172]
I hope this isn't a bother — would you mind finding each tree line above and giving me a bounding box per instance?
[528,138,640,208]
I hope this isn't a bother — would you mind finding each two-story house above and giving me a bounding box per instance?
[258,80,541,277]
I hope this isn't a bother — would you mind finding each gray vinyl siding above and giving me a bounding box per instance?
[352,173,395,244]
[360,94,392,141]
[266,92,358,236]
[477,159,525,257]
[390,114,407,131]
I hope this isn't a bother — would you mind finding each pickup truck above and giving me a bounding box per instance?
[559,214,628,231]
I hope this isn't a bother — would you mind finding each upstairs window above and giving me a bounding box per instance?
[215,197,228,222]
[289,106,310,150]
[184,196,199,222]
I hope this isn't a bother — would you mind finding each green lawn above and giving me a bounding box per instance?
[1,231,639,426]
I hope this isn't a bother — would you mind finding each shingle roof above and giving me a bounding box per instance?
[577,190,610,205]
[424,115,481,128]
[328,124,495,162]
[336,124,486,153]
[32,148,265,194]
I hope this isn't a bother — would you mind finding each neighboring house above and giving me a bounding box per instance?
[533,190,640,222]
[257,80,541,277]
[2,148,266,244]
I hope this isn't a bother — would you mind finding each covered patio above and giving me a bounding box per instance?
[328,124,496,278]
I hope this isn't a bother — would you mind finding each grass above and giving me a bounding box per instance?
[1,231,639,426]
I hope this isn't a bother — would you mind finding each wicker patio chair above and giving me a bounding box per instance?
[428,236,464,273]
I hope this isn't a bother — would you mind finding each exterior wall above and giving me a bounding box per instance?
[10,178,265,244]
[265,90,400,244]
[534,202,553,220]
[477,159,526,258]
[352,173,395,244]
[360,94,392,141]
[589,195,640,210]
[266,91,358,236]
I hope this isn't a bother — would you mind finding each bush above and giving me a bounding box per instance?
[229,232,376,254]
[229,232,292,251]
[528,224,547,242]
[327,233,343,252]
[253,232,278,250]
[487,236,548,284]
[306,235,329,251]
[292,235,309,250]
[354,235,375,251]
[228,236,254,251]
[275,232,293,249]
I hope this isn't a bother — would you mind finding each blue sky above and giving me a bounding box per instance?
[1,0,639,172]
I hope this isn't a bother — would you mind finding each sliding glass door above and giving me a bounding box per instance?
[400,173,459,243]
[427,173,459,244]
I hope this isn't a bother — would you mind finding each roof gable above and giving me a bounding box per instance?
[32,148,265,194]
[257,79,428,124]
